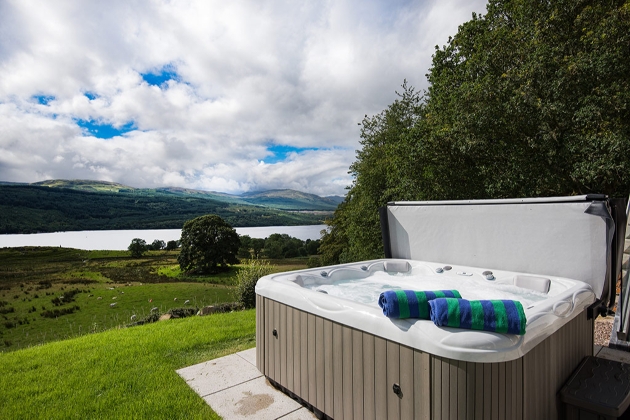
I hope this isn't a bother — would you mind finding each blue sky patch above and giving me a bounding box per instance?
[76,119,136,139]
[33,95,55,105]
[84,92,98,100]
[141,65,180,87]
[264,144,319,164]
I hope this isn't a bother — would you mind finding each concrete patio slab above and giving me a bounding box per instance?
[236,347,257,366]
[177,348,316,420]
[203,375,310,420]
[177,352,262,397]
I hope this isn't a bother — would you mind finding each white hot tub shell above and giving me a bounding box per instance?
[255,196,617,420]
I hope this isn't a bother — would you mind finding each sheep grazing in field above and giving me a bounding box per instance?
[110,303,117,307]
[112,296,117,300]
[151,307,159,313]
[120,291,124,294]
[97,297,102,300]
[130,314,137,321]
[174,297,177,301]
[108,287,115,290]
[184,300,190,305]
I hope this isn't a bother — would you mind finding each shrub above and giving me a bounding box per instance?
[307,256,322,268]
[51,288,85,306]
[127,312,161,327]
[40,306,80,318]
[236,259,274,309]
[0,307,15,315]
[168,307,198,318]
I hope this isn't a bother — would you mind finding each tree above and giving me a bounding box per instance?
[177,215,240,274]
[150,239,165,251]
[128,238,147,258]
[263,234,284,259]
[305,239,321,256]
[165,240,179,251]
[238,235,253,259]
[322,0,630,264]
[423,0,630,198]
[320,84,424,264]
[251,238,265,259]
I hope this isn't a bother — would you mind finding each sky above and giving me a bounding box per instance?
[0,0,487,197]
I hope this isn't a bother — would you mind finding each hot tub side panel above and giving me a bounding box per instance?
[256,296,593,420]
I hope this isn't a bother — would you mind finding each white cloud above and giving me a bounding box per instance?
[0,0,487,196]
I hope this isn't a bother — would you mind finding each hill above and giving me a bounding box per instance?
[31,179,341,211]
[240,189,342,210]
[0,180,338,234]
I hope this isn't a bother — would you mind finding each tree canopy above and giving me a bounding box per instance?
[321,0,630,264]
[128,238,147,258]
[177,214,240,274]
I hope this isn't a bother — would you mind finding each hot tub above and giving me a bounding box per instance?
[255,196,620,419]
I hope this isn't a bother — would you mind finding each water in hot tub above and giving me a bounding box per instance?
[306,271,549,308]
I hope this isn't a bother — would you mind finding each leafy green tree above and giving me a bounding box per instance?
[305,239,321,256]
[165,240,179,251]
[422,0,630,198]
[128,238,147,258]
[150,239,165,251]
[177,215,240,274]
[264,234,284,259]
[251,238,265,259]
[322,0,630,264]
[320,84,424,264]
[238,235,252,259]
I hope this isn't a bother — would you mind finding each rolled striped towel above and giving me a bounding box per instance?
[428,298,527,335]
[378,290,462,319]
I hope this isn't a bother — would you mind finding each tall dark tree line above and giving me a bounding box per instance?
[320,0,630,265]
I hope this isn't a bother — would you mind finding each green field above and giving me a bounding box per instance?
[0,247,307,351]
[0,310,256,419]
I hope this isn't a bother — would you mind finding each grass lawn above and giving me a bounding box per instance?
[0,309,256,419]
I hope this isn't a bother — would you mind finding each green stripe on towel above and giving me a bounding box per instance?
[470,300,485,331]
[417,292,429,319]
[394,290,410,319]
[491,300,508,333]
[446,297,460,328]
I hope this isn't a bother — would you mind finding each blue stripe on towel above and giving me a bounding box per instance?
[502,300,525,335]
[404,290,420,318]
[428,298,527,335]
[481,300,496,331]
[459,298,472,329]
[430,298,448,325]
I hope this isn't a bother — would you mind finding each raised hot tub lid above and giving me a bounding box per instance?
[380,195,616,307]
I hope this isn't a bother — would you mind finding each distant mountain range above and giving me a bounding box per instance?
[3,179,344,210]
[0,179,344,234]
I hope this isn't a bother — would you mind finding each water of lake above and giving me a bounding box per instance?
[0,225,328,251]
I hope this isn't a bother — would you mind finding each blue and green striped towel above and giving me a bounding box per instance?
[428,298,527,335]
[378,290,462,319]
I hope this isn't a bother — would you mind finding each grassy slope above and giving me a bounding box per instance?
[0,247,238,350]
[0,310,256,419]
[0,247,309,351]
